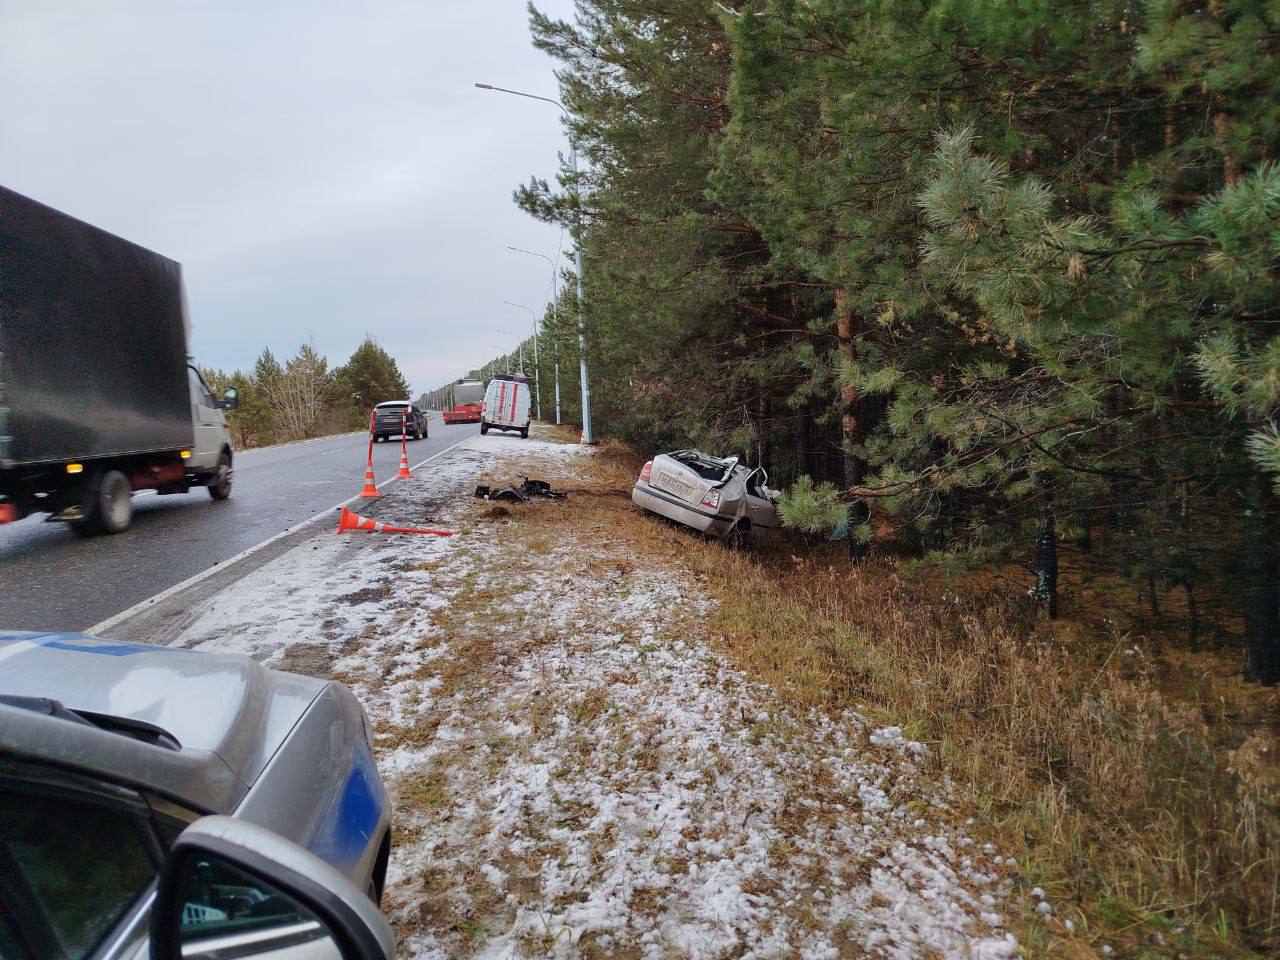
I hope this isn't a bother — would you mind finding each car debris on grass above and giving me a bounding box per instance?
[474,477,568,503]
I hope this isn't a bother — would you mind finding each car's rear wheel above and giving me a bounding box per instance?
[71,469,133,535]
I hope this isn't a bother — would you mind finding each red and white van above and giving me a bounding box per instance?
[481,375,531,438]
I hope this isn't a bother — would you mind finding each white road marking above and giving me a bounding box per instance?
[235,431,363,457]
[87,433,479,635]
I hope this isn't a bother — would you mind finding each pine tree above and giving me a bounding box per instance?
[246,348,285,445]
[334,336,412,426]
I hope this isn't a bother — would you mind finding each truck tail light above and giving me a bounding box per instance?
[640,461,652,484]
[0,504,16,524]
[700,490,721,509]
[65,463,84,474]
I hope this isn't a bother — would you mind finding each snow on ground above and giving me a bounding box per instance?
[164,430,1019,959]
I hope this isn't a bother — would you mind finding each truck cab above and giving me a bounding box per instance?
[187,365,234,477]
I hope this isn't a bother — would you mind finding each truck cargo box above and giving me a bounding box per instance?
[0,185,193,467]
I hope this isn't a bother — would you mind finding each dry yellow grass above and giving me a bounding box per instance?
[533,442,1280,959]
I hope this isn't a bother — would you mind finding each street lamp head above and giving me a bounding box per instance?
[472,81,566,115]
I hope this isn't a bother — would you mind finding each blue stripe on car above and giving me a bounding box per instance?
[0,633,181,657]
[308,740,382,872]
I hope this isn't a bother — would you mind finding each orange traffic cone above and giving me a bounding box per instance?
[396,412,413,479]
[337,506,455,537]
[359,409,380,497]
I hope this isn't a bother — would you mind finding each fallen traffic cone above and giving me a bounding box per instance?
[337,506,456,537]
[358,465,381,498]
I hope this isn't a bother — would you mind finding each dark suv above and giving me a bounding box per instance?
[373,401,427,441]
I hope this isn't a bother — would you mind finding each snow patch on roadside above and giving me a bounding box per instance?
[386,558,1017,960]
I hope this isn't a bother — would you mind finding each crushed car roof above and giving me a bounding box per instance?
[0,631,327,813]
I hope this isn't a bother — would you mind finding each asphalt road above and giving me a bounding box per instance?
[0,416,479,632]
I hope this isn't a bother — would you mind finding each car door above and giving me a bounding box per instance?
[516,383,530,426]
[743,468,778,539]
[187,367,223,470]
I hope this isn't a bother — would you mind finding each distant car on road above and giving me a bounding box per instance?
[632,449,780,547]
[0,631,395,960]
[373,400,427,441]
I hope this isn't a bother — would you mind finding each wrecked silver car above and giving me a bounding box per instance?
[632,449,780,546]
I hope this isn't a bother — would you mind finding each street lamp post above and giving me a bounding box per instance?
[503,301,540,421]
[476,82,592,443]
[507,246,561,425]
[504,248,560,424]
[496,328,525,374]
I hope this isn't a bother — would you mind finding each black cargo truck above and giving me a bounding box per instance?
[0,185,238,534]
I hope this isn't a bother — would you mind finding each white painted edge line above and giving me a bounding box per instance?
[235,430,363,457]
[88,432,481,635]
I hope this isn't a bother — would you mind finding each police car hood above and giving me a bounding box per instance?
[0,631,327,807]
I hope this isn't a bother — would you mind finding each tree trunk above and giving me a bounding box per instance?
[793,402,811,480]
[758,394,772,475]
[1034,480,1059,619]
[1243,473,1280,684]
[835,289,868,563]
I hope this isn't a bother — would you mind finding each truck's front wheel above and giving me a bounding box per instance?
[208,453,232,501]
[71,470,133,535]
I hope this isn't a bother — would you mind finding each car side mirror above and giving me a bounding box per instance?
[150,816,394,960]
[219,387,239,411]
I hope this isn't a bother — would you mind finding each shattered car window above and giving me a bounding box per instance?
[668,450,739,483]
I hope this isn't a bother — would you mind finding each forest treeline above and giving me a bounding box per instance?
[495,0,1280,684]
[203,336,410,448]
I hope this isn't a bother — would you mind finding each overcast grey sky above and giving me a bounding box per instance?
[0,1,576,396]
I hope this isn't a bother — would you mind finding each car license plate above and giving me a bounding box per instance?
[656,474,696,501]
